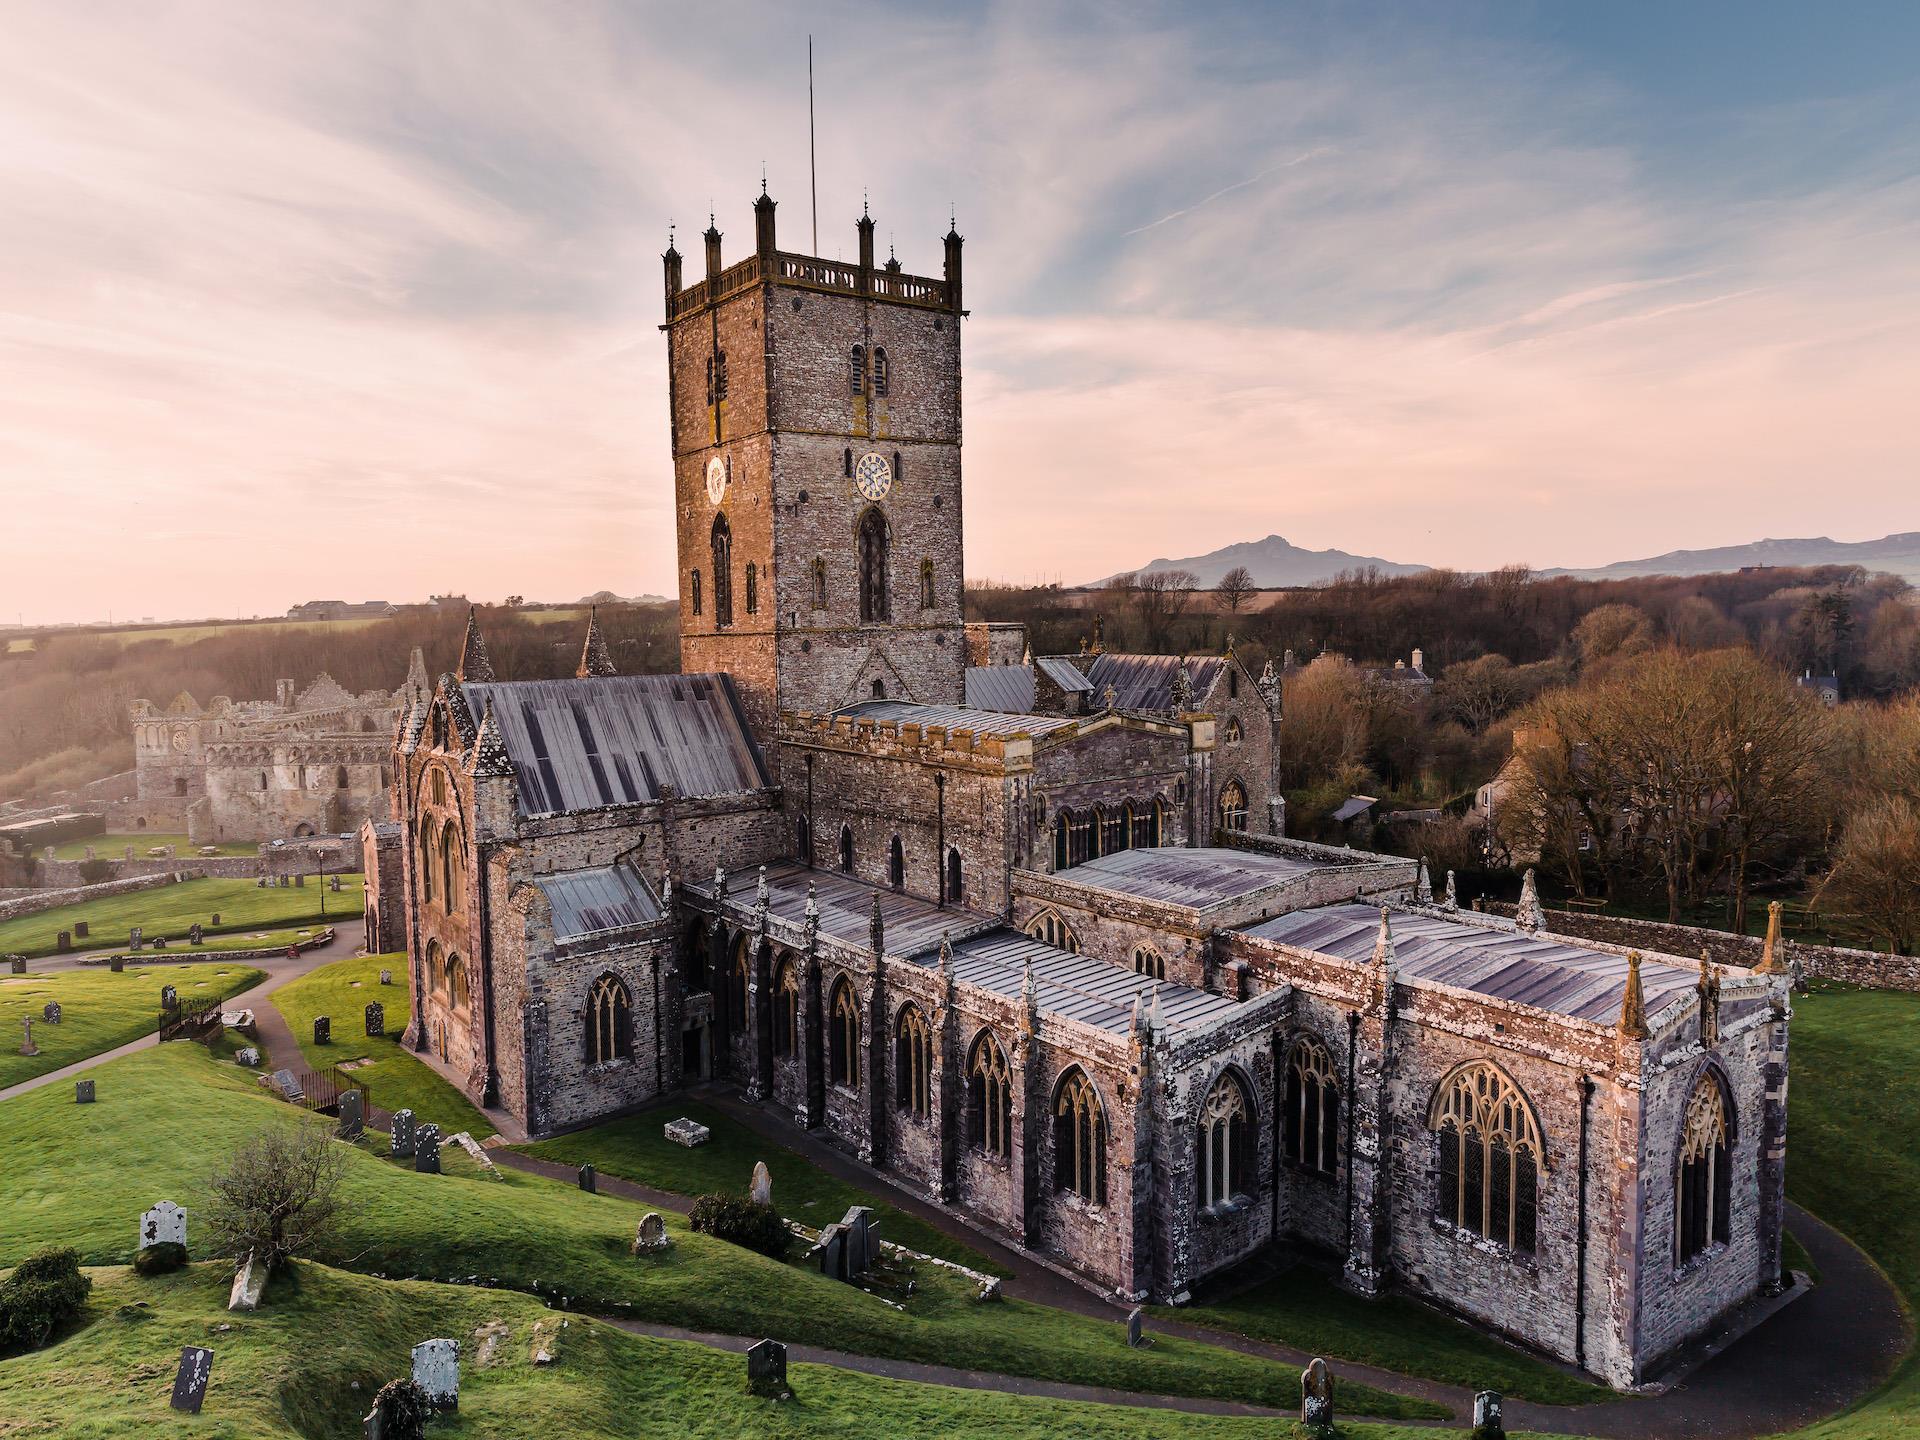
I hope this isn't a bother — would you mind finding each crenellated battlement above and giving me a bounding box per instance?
[777,708,1027,769]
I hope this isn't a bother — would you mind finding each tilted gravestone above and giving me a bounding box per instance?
[141,1200,187,1251]
[1301,1357,1335,1434]
[839,1206,877,1276]
[633,1212,672,1254]
[1472,1390,1506,1440]
[813,1223,847,1281]
[1127,1307,1149,1348]
[313,1016,330,1045]
[336,1090,364,1140]
[390,1109,416,1159]
[578,1164,596,1193]
[229,1252,267,1312]
[746,1338,791,1399]
[235,1047,260,1068]
[410,1338,459,1409]
[365,1001,384,1037]
[414,1123,441,1174]
[269,1069,304,1102]
[750,1161,773,1206]
[75,1080,95,1104]
[169,1345,214,1414]
[42,1001,61,1024]
[56,931,70,953]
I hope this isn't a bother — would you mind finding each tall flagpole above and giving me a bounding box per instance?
[808,35,819,254]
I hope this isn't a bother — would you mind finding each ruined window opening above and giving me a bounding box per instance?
[1053,1068,1107,1205]
[772,959,798,1058]
[889,834,905,891]
[839,824,854,874]
[173,776,188,796]
[1677,1074,1732,1263]
[895,1004,932,1117]
[1218,780,1249,833]
[796,815,812,865]
[858,507,891,623]
[871,678,886,700]
[1026,910,1078,953]
[1431,1062,1542,1254]
[849,344,866,396]
[259,772,269,791]
[1133,945,1166,980]
[710,514,733,628]
[829,977,861,1088]
[968,1031,1013,1157]
[1199,1071,1254,1207]
[811,557,828,608]
[335,765,350,789]
[586,973,632,1065]
[870,346,889,397]
[920,557,936,610]
[745,562,758,615]
[1285,1037,1340,1175]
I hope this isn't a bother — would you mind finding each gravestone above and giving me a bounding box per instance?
[42,845,53,861]
[153,935,168,950]
[141,1200,187,1251]
[632,1213,672,1254]
[1471,1390,1505,1440]
[256,877,266,889]
[75,1079,95,1104]
[8,955,25,974]
[746,1338,791,1399]
[169,1345,214,1414]
[295,872,305,887]
[410,1338,459,1409]
[279,875,289,887]
[313,1016,330,1045]
[83,846,95,861]
[664,1117,710,1147]
[123,845,134,860]
[1301,1357,1334,1434]
[160,984,178,1010]
[414,1123,441,1174]
[189,924,203,945]
[1127,1307,1149,1348]
[235,1046,260,1068]
[364,1001,384,1037]
[74,920,88,939]
[19,1016,37,1056]
[43,1001,61,1024]
[750,1161,773,1206]
[56,930,70,953]
[228,1252,267,1312]
[130,927,143,951]
[813,1223,847,1281]
[330,874,342,892]
[390,1109,416,1159]
[379,969,393,985]
[447,1131,501,1179]
[336,1090,364,1140]
[578,1163,597,1194]
[839,1206,877,1276]
[210,913,220,925]
[269,1069,304,1102]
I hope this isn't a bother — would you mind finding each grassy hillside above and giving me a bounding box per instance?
[0,875,362,960]
[0,962,263,1086]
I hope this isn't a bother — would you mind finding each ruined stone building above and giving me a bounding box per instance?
[378,190,1789,1389]
[119,653,426,842]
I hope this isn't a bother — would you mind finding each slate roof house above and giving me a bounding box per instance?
[380,191,1790,1390]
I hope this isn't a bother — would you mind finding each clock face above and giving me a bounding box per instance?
[705,456,727,506]
[854,451,892,502]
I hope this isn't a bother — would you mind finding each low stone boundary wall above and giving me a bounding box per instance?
[85,926,337,967]
[34,854,264,888]
[1480,901,1920,992]
[0,871,186,923]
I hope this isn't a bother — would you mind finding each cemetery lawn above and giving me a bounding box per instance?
[0,1263,1453,1440]
[95,925,326,958]
[0,962,264,1087]
[0,1044,1443,1423]
[271,951,496,1140]
[45,832,258,860]
[519,1098,1008,1275]
[0,874,364,960]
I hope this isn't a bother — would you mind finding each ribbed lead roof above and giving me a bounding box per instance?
[1065,846,1324,908]
[930,929,1241,1036]
[536,866,661,943]
[834,699,1078,737]
[724,863,966,959]
[964,665,1036,713]
[463,674,768,816]
[1082,654,1227,711]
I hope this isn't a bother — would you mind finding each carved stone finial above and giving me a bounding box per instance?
[1619,951,1650,1040]
[577,605,617,678]
[456,607,495,683]
[1371,907,1397,976]
[1089,614,1105,655]
[1415,860,1433,904]
[1171,663,1195,710]
[1698,950,1721,1047]
[1257,657,1280,711]
[1102,684,1118,711]
[755,865,770,910]
[1443,869,1458,912]
[714,864,729,904]
[939,931,955,991]
[1756,901,1785,974]
[1515,868,1544,932]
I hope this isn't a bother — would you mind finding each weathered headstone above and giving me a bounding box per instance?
[74,920,88,939]
[746,1338,791,1399]
[124,845,135,860]
[75,1079,95,1104]
[1127,1307,1149,1347]
[750,1161,773,1206]
[160,984,178,1009]
[56,930,70,954]
[256,876,267,888]
[209,914,220,926]
[7,955,25,974]
[813,1223,847,1280]
[414,1122,441,1174]
[1471,1390,1505,1440]
[313,1016,330,1045]
[411,1339,459,1409]
[19,1016,37,1056]
[141,1200,188,1251]
[330,874,343,892]
[130,926,143,951]
[447,1131,501,1178]
[169,1345,214,1414]
[235,1046,260,1068]
[269,1069,304,1101]
[1301,1357,1335,1434]
[379,968,393,985]
[390,1109,416,1159]
[42,845,54,861]
[108,954,123,973]
[295,872,305,887]
[364,1001,384,1037]
[363,1379,431,1440]
[839,1206,877,1276]
[578,1163,597,1193]
[153,935,168,950]
[633,1213,672,1254]
[42,1000,61,1024]
[337,1089,364,1140]
[228,1252,267,1312]
[189,923,203,945]
[82,846,95,861]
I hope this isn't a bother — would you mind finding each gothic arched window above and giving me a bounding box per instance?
[1286,1036,1340,1175]
[1219,780,1249,832]
[418,829,435,908]
[684,919,709,993]
[586,973,631,1065]
[691,569,702,616]
[858,508,890,623]
[1133,945,1166,980]
[1677,1073,1732,1263]
[439,821,462,915]
[895,1004,932,1117]
[710,514,733,628]
[1127,801,1155,850]
[829,976,861,1088]
[946,846,964,904]
[1098,806,1126,856]
[336,765,350,789]
[745,562,758,615]
[796,815,812,865]
[1027,910,1078,953]
[920,557,936,610]
[1054,1068,1107,1205]
[871,346,890,397]
[1223,717,1243,743]
[1199,1070,1254,1208]
[1431,1062,1543,1254]
[968,1030,1013,1157]
[839,824,854,875]
[424,939,442,993]
[889,834,905,891]
[1053,811,1070,871]
[446,953,469,1010]
[811,557,828,608]
[772,958,799,1058]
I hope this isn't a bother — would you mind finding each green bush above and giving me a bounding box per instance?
[687,1193,789,1258]
[0,1247,91,1353]
[132,1242,187,1275]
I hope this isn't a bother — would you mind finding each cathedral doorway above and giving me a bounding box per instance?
[682,1023,710,1080]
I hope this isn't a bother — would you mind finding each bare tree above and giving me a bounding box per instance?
[1816,797,1920,954]
[1435,654,1522,734]
[205,1122,346,1271]
[1126,569,1200,652]
[1215,566,1256,615]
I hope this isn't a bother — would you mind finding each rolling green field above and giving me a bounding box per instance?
[271,951,496,1139]
[96,925,329,959]
[0,875,363,960]
[0,1044,1440,1423]
[0,962,264,1087]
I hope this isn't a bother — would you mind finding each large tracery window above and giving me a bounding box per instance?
[1431,1062,1542,1255]
[711,514,734,628]
[1199,1070,1255,1208]
[895,1004,932,1117]
[1219,780,1249,832]
[772,959,798,1058]
[829,977,861,1089]
[586,973,631,1065]
[968,1031,1014,1157]
[1053,1068,1108,1205]
[858,507,891,623]
[1677,1074,1732,1264]
[1285,1036,1341,1175]
[1027,910,1079,953]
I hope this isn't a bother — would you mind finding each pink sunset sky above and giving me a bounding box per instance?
[2,2,1917,625]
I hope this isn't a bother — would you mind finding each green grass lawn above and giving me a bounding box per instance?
[520,1098,1004,1275]
[0,1263,1461,1440]
[0,874,363,960]
[271,951,495,1139]
[97,925,331,959]
[0,1043,1442,1423]
[0,962,264,1087]
[43,832,259,860]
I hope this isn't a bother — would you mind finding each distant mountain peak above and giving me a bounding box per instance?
[1092,533,1428,589]
[1542,532,1920,585]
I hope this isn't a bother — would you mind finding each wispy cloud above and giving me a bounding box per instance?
[1121,149,1331,237]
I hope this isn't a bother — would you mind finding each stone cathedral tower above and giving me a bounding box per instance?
[664,187,969,738]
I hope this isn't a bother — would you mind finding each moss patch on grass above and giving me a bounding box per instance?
[0,962,263,1087]
[0,875,363,960]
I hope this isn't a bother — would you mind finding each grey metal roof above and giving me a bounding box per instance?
[463,674,768,816]
[1082,654,1227,711]
[1244,904,1699,1023]
[1064,846,1323,909]
[727,862,968,958]
[930,928,1241,1036]
[1036,657,1094,692]
[536,865,661,942]
[834,700,1078,737]
[964,665,1036,713]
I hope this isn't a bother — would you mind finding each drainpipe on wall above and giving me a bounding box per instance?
[1575,1073,1593,1372]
